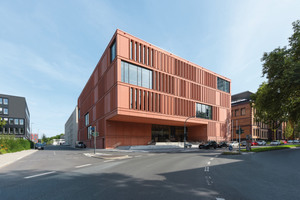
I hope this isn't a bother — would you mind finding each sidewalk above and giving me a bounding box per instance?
[0,149,37,169]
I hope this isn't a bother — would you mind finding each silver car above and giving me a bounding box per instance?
[257,140,266,146]
[270,140,281,145]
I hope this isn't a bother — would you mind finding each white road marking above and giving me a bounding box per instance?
[216,198,225,200]
[24,171,56,179]
[204,166,210,172]
[210,158,214,161]
[104,160,114,163]
[75,164,92,168]
[207,161,211,165]
[134,155,142,158]
[205,176,212,186]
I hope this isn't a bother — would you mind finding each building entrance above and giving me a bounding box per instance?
[151,124,185,142]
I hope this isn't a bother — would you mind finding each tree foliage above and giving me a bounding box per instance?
[252,20,300,136]
[0,117,6,128]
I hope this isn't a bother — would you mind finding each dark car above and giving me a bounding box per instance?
[76,141,86,148]
[35,143,44,150]
[218,141,228,148]
[199,141,217,149]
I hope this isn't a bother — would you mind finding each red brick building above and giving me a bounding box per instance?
[78,30,231,148]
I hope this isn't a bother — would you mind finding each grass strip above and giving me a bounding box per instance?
[241,145,300,153]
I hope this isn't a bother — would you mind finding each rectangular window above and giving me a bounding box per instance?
[0,107,2,114]
[9,127,14,134]
[139,44,141,63]
[78,109,80,119]
[135,89,137,109]
[129,64,138,85]
[196,103,212,120]
[147,48,149,65]
[130,88,133,109]
[19,119,24,125]
[130,40,133,59]
[0,98,2,104]
[137,67,142,86]
[14,119,19,125]
[121,61,153,89]
[3,98,8,105]
[135,42,137,61]
[241,108,246,116]
[110,39,116,62]
[235,109,239,117]
[87,126,92,139]
[9,118,14,125]
[3,108,8,115]
[143,46,145,64]
[217,77,230,93]
[85,113,89,126]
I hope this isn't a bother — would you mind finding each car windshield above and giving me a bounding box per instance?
[36,143,42,146]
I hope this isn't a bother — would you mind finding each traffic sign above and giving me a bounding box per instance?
[236,127,244,134]
[92,132,99,137]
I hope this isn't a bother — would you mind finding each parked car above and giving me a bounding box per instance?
[184,143,192,148]
[228,141,239,148]
[288,140,294,143]
[257,140,266,146]
[199,141,217,149]
[35,143,44,150]
[270,140,281,145]
[280,140,287,144]
[251,141,259,146]
[293,140,299,143]
[218,141,228,148]
[240,141,247,146]
[76,141,86,148]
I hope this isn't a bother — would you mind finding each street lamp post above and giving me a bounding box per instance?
[184,116,195,149]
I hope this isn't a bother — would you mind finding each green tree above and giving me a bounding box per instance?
[252,20,300,139]
[0,117,6,128]
[285,121,294,139]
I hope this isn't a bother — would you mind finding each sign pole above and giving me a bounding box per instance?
[239,125,241,153]
[94,126,97,154]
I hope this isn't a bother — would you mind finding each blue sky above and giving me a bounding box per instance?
[1,0,299,137]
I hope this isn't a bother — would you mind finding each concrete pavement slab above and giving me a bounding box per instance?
[0,149,37,169]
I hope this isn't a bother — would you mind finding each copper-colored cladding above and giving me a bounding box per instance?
[78,30,231,149]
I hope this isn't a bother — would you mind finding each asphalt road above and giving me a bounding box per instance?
[0,145,299,200]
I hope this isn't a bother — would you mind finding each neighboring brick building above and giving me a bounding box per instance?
[231,91,284,141]
[30,133,38,143]
[78,30,231,149]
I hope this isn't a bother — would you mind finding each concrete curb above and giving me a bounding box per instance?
[0,149,37,169]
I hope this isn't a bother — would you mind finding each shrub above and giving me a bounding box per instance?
[0,135,32,154]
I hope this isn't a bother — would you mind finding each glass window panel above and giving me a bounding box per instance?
[129,64,138,85]
[196,103,212,120]
[4,108,8,115]
[110,40,116,62]
[142,68,149,88]
[125,62,129,83]
[0,98,2,104]
[19,119,24,125]
[149,70,152,89]
[14,119,19,125]
[3,98,8,105]
[137,67,142,86]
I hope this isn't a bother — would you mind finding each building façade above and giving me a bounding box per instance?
[0,94,30,139]
[78,30,231,149]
